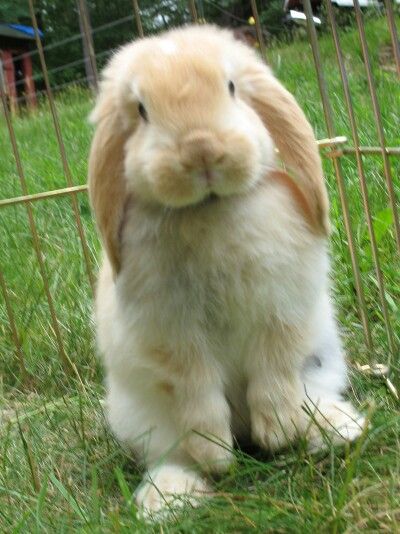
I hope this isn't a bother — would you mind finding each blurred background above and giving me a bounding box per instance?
[1,0,397,106]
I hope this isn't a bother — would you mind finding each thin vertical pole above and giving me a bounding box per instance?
[303,0,372,349]
[0,84,71,374]
[353,0,400,253]
[383,0,400,78]
[250,0,267,61]
[326,1,396,362]
[77,0,98,91]
[28,0,95,293]
[132,0,144,38]
[188,0,198,23]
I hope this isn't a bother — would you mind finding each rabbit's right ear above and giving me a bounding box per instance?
[88,91,129,277]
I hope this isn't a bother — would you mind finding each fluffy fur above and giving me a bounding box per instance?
[89,25,364,519]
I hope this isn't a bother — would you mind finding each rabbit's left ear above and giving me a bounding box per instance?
[237,59,330,235]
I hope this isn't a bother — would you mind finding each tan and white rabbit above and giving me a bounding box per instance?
[88,25,364,518]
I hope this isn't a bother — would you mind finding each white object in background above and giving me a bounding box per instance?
[290,10,322,25]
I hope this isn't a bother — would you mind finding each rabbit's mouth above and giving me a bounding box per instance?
[202,192,219,205]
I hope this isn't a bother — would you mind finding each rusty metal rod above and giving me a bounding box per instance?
[29,0,95,293]
[353,0,400,253]
[0,84,71,374]
[132,0,144,37]
[0,185,88,209]
[250,0,267,61]
[342,146,400,156]
[188,0,198,22]
[327,0,396,362]
[303,0,373,349]
[77,0,98,91]
[326,148,400,158]
[383,0,400,78]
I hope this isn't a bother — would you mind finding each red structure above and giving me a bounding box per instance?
[0,23,43,112]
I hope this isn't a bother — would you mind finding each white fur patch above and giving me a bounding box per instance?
[130,79,141,100]
[159,39,178,55]
[222,58,234,80]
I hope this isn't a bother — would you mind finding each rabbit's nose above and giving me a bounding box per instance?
[181,131,225,175]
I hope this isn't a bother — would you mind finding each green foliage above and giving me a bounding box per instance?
[0,0,30,24]
[259,0,285,35]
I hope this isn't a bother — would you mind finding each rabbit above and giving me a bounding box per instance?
[88,24,364,518]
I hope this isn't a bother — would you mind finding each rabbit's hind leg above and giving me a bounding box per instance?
[301,311,365,452]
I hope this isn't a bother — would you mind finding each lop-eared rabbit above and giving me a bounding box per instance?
[88,25,364,518]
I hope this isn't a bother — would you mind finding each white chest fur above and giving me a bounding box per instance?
[115,180,328,363]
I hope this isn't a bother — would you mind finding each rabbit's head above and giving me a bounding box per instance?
[89,25,329,275]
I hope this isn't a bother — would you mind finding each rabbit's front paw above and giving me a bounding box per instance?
[250,404,301,451]
[184,426,234,473]
[135,464,210,521]
[306,400,365,452]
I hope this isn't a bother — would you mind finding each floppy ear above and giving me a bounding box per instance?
[237,59,330,235]
[88,92,129,276]
[269,170,319,231]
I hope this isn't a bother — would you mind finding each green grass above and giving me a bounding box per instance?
[1,15,399,532]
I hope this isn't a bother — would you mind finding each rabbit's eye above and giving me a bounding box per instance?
[138,102,148,121]
[228,80,235,97]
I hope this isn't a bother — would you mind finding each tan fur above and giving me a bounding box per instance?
[150,348,185,377]
[88,24,329,277]
[158,381,174,395]
[269,170,317,231]
[88,93,128,275]
[237,69,330,235]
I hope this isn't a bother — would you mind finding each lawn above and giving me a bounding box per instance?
[0,14,399,532]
